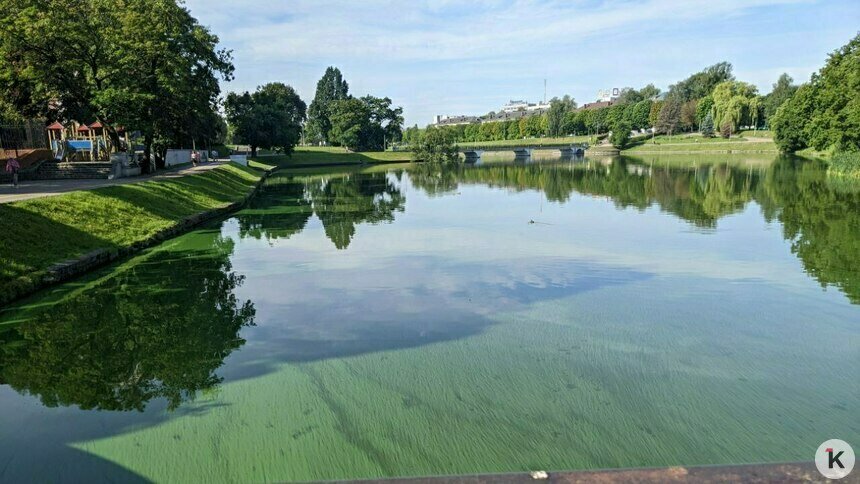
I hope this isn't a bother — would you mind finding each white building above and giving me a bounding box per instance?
[501,100,550,113]
[597,88,622,103]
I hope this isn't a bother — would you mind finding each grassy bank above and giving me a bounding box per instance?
[828,152,860,178]
[0,163,266,304]
[622,133,777,153]
[250,147,411,169]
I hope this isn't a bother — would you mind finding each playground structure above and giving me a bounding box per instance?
[46,121,130,162]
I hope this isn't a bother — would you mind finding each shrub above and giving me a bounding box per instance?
[609,122,631,149]
[413,127,459,163]
[720,121,733,139]
[828,151,860,178]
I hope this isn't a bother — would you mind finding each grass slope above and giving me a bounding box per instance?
[623,133,777,153]
[0,163,264,302]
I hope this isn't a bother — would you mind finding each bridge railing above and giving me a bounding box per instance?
[457,142,588,152]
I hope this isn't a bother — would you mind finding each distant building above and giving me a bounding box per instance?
[597,88,623,103]
[431,115,479,126]
[501,99,550,113]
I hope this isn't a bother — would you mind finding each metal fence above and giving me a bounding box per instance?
[0,121,48,157]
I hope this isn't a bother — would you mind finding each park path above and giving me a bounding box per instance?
[0,161,225,204]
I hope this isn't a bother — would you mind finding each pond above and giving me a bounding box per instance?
[0,154,858,482]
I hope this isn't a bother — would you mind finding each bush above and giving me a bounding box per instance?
[413,127,459,163]
[609,122,631,149]
[720,121,733,138]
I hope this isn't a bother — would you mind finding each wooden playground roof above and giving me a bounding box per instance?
[89,121,103,129]
[46,122,64,130]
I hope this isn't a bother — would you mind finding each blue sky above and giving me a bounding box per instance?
[184,0,860,126]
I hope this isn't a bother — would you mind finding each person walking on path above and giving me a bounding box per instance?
[5,157,20,188]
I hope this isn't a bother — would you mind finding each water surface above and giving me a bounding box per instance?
[1,154,858,482]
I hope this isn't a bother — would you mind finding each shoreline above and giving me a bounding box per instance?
[0,165,274,308]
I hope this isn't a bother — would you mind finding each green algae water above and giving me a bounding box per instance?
[1,155,858,482]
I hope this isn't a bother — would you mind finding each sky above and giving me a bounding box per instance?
[183,0,860,127]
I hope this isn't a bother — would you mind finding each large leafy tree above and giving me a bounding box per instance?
[307,67,350,143]
[0,0,233,171]
[546,95,576,137]
[773,33,860,152]
[328,96,403,151]
[668,62,734,102]
[763,73,798,122]
[224,83,307,157]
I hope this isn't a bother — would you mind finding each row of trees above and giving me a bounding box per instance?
[403,60,806,149]
[0,0,234,171]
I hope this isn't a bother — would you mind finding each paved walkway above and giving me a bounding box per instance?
[0,162,226,204]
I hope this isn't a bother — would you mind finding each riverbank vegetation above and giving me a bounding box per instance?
[0,163,265,305]
[771,33,859,175]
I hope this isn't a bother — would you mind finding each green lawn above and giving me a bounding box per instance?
[250,147,412,169]
[0,163,266,305]
[623,133,777,153]
[457,135,592,148]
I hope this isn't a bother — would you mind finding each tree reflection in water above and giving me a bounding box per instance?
[0,233,255,411]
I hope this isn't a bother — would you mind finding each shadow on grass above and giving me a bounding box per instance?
[0,165,261,303]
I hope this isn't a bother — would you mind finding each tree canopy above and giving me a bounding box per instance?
[307,67,350,144]
[224,82,307,156]
[772,33,860,153]
[0,0,234,169]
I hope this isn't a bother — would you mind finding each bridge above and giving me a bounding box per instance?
[458,143,589,163]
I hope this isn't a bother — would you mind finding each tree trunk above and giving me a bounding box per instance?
[143,134,153,174]
[251,146,257,157]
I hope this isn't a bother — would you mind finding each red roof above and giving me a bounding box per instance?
[89,121,103,129]
[77,125,90,132]
[47,122,64,130]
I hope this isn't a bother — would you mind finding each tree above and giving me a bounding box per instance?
[628,100,652,131]
[649,101,664,128]
[700,112,715,137]
[610,121,632,148]
[711,81,758,131]
[328,98,371,150]
[680,100,698,131]
[720,120,733,138]
[306,67,350,143]
[656,99,682,135]
[668,62,734,101]
[0,0,234,172]
[763,73,798,122]
[638,83,661,100]
[771,83,815,152]
[546,95,576,137]
[772,33,860,153]
[361,95,404,149]
[413,127,458,163]
[225,83,306,157]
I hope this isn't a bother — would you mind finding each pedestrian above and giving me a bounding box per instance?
[5,157,20,188]
[191,150,200,166]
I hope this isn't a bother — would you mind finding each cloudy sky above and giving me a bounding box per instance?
[183,0,859,126]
